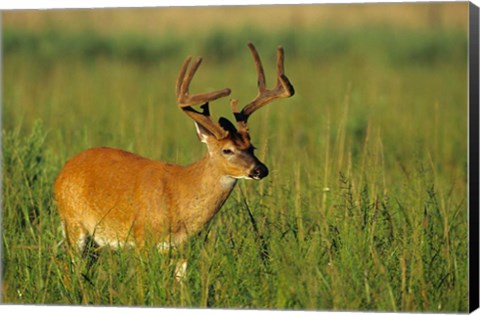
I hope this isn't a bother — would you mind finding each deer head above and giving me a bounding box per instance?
[176,43,295,180]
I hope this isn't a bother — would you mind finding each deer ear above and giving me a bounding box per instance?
[218,117,237,134]
[194,122,213,143]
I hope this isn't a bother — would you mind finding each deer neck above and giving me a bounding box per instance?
[172,155,237,238]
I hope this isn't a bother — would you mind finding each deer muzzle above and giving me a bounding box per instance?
[249,162,269,180]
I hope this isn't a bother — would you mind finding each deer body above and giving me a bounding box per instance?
[55,146,240,249]
[55,44,294,276]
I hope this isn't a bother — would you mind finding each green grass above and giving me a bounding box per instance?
[2,23,468,311]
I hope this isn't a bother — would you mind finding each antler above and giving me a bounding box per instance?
[233,43,295,130]
[176,56,231,139]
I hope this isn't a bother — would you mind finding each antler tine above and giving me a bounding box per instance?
[176,55,232,139]
[238,43,295,125]
[248,42,267,93]
[176,56,192,98]
[276,46,287,86]
[274,46,295,99]
[177,57,231,107]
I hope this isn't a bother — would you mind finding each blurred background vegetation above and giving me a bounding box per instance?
[2,3,470,311]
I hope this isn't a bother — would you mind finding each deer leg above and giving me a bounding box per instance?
[61,219,89,252]
[174,259,188,282]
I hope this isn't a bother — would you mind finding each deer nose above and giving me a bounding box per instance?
[250,163,269,180]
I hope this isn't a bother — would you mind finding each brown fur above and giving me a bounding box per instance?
[54,132,261,251]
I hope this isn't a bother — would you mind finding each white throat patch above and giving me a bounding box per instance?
[220,176,238,189]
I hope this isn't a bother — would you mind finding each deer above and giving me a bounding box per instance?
[54,43,294,280]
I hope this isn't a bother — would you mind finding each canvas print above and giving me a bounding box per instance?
[1,2,475,312]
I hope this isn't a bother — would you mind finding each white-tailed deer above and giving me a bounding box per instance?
[54,43,294,278]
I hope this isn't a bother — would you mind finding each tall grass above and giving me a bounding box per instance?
[2,21,468,311]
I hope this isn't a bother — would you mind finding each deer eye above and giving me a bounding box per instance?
[222,148,234,155]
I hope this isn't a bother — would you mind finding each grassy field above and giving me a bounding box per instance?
[1,3,470,312]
